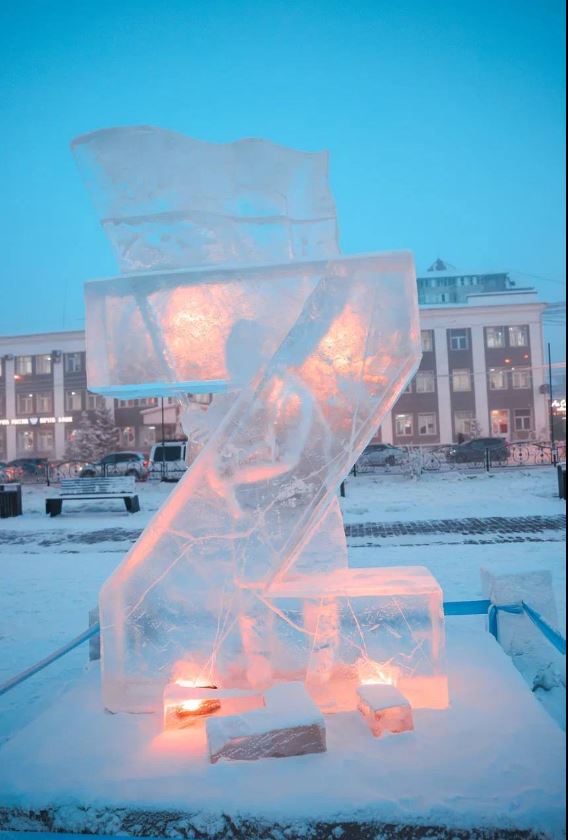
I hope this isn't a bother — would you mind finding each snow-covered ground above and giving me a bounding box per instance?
[0,467,565,836]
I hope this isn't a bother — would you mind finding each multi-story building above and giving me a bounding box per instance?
[0,270,555,461]
[0,330,179,462]
[379,281,550,445]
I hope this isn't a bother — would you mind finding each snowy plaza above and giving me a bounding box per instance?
[1,3,566,838]
[0,468,565,837]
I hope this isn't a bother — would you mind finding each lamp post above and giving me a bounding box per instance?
[160,397,166,481]
[548,343,557,466]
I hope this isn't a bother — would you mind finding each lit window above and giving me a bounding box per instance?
[64,353,83,373]
[454,410,475,437]
[508,325,528,347]
[512,370,531,389]
[395,414,413,436]
[16,393,34,414]
[418,413,437,436]
[420,330,434,352]
[449,329,469,351]
[452,369,472,391]
[35,354,52,375]
[489,369,508,390]
[16,429,35,454]
[15,356,33,375]
[486,327,506,349]
[36,392,53,413]
[491,409,509,436]
[139,426,157,447]
[65,390,83,412]
[416,371,436,393]
[121,426,136,446]
[514,408,532,432]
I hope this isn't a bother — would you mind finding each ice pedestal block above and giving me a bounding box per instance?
[72,128,442,719]
[264,566,448,711]
[206,682,326,763]
[356,684,414,738]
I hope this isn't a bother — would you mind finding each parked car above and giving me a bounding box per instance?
[447,437,509,464]
[356,443,407,469]
[3,457,49,481]
[81,451,150,480]
[149,440,189,481]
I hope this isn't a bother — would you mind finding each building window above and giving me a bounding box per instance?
[486,327,506,349]
[395,414,413,436]
[139,426,157,448]
[15,355,33,376]
[37,429,55,452]
[65,390,83,412]
[416,371,436,393]
[508,325,529,348]
[121,426,136,446]
[87,392,106,410]
[512,369,532,389]
[16,393,34,414]
[489,369,508,390]
[35,354,53,375]
[36,392,53,413]
[403,381,413,394]
[452,369,472,392]
[64,353,83,373]
[418,413,437,436]
[16,429,35,454]
[421,330,434,352]
[491,409,510,436]
[514,408,532,432]
[454,410,475,438]
[449,329,469,351]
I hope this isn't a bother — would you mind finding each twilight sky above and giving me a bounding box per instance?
[0,0,565,353]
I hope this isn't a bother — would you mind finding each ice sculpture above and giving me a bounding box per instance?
[72,126,448,722]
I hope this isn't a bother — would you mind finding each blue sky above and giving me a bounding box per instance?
[0,0,565,353]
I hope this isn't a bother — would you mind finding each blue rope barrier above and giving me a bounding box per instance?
[443,599,491,616]
[521,600,566,656]
[0,622,100,697]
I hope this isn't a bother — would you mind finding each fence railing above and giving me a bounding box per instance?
[0,441,565,485]
[352,440,566,476]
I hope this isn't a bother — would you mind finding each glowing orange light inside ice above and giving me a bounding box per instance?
[357,658,399,686]
[178,698,205,713]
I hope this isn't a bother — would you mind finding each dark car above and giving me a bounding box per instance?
[447,437,509,464]
[81,451,150,481]
[4,457,49,480]
[356,443,408,469]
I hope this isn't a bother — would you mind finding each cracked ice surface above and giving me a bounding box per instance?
[72,128,442,717]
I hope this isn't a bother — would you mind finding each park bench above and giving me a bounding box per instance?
[45,476,140,517]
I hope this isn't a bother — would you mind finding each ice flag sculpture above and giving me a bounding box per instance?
[72,126,448,720]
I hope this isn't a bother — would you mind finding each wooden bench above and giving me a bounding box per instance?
[45,476,140,517]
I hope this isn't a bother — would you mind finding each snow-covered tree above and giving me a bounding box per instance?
[91,404,120,457]
[64,407,119,462]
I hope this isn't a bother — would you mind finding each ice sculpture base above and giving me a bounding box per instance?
[0,625,563,839]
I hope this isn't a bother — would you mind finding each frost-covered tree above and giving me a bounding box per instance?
[64,406,119,462]
[90,404,120,457]
[64,412,99,462]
